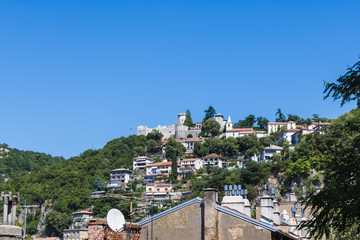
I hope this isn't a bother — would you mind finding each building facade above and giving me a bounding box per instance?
[107,168,133,191]
[133,156,153,171]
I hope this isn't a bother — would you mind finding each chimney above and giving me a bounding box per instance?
[221,185,245,213]
[243,199,251,216]
[204,188,218,240]
[260,185,273,224]
[272,200,280,225]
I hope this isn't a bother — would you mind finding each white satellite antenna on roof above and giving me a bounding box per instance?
[107,208,125,232]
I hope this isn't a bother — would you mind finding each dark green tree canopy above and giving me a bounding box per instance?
[301,108,360,238]
[204,106,216,121]
[200,118,221,137]
[184,109,194,128]
[324,59,360,107]
[234,114,256,128]
[275,108,286,122]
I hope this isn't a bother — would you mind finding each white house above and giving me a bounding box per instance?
[107,168,133,191]
[201,153,224,168]
[180,158,203,171]
[133,156,154,170]
[177,137,205,152]
[260,145,283,162]
[145,161,174,177]
[275,129,300,145]
[267,121,296,134]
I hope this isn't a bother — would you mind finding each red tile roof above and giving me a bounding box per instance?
[184,137,205,142]
[226,128,253,132]
[285,129,300,132]
[73,210,93,215]
[202,153,223,159]
[146,162,172,167]
[181,158,198,162]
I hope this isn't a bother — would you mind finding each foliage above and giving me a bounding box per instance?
[323,58,360,107]
[200,118,221,137]
[93,177,106,191]
[45,210,72,237]
[0,146,64,181]
[164,138,185,182]
[234,114,256,128]
[203,106,216,121]
[256,116,269,130]
[301,108,360,238]
[275,108,286,122]
[193,142,208,157]
[184,109,194,128]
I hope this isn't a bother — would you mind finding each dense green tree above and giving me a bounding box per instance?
[93,177,105,191]
[200,118,221,137]
[222,137,238,156]
[301,108,360,238]
[237,134,260,158]
[275,108,286,122]
[234,114,256,128]
[184,109,194,129]
[164,138,185,182]
[203,106,216,121]
[323,59,360,107]
[146,139,159,154]
[203,138,223,155]
[146,130,163,142]
[44,211,72,237]
[256,116,269,129]
[193,142,208,158]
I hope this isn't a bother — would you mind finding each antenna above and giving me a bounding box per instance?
[107,209,125,232]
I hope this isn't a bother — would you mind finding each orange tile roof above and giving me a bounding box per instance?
[184,137,205,142]
[226,128,253,132]
[268,122,287,125]
[285,129,301,132]
[202,153,223,159]
[73,210,93,215]
[146,162,172,167]
[181,158,198,162]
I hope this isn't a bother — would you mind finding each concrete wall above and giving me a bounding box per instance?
[218,212,272,240]
[139,202,203,240]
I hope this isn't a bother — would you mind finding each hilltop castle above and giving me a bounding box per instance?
[137,113,229,139]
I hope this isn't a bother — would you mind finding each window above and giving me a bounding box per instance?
[157,188,160,192]
[149,188,152,192]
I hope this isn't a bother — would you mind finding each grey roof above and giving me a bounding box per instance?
[215,205,279,232]
[137,197,204,225]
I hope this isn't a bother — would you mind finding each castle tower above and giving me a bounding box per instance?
[175,113,187,139]
[177,113,186,125]
[226,116,233,130]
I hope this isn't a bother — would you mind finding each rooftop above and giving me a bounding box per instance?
[202,153,223,159]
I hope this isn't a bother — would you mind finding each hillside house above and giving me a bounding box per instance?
[201,153,224,168]
[260,145,283,162]
[145,161,175,177]
[267,121,296,134]
[176,137,205,152]
[107,168,133,191]
[275,129,300,145]
[133,156,153,171]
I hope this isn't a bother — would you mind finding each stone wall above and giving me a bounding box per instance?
[218,211,271,240]
[139,202,203,240]
[0,225,22,240]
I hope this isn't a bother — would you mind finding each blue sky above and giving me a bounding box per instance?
[0,1,359,158]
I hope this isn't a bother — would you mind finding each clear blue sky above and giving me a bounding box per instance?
[0,0,359,158]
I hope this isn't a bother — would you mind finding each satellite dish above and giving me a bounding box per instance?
[107,209,125,232]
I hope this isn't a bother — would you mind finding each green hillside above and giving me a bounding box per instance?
[0,144,65,182]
